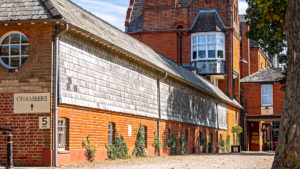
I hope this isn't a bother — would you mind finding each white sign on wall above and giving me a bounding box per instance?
[14,93,50,113]
[39,117,50,129]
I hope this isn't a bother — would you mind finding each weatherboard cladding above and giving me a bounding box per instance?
[240,67,284,83]
[0,0,241,108]
[58,32,226,128]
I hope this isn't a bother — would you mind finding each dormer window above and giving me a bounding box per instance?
[191,32,225,61]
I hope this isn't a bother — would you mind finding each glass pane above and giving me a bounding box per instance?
[198,50,206,58]
[10,34,20,44]
[1,57,9,65]
[208,35,216,43]
[217,50,223,58]
[193,51,197,59]
[11,45,20,55]
[217,44,224,50]
[198,35,206,44]
[21,57,28,65]
[0,46,9,56]
[21,45,30,55]
[208,45,216,58]
[2,36,10,44]
[10,57,20,67]
[217,35,224,43]
[21,35,29,44]
[192,36,197,44]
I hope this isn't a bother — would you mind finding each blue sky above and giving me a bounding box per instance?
[72,0,248,31]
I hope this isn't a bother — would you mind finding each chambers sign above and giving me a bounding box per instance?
[14,93,50,113]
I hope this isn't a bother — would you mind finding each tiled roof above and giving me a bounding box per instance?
[0,0,242,108]
[191,10,226,33]
[241,67,284,83]
[239,15,246,23]
[0,0,60,22]
[127,0,144,32]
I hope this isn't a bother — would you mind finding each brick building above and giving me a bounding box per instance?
[0,0,242,167]
[241,67,284,151]
[125,0,242,101]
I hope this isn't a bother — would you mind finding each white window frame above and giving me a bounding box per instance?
[108,123,115,145]
[261,85,273,106]
[191,32,225,61]
[0,31,30,69]
[58,118,67,151]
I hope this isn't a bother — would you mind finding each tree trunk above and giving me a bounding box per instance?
[272,0,300,168]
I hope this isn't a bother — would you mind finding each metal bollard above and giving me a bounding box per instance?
[6,133,13,169]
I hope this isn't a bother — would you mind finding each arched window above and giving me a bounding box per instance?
[142,126,147,148]
[58,118,68,151]
[0,32,30,69]
[166,128,170,146]
[108,123,115,145]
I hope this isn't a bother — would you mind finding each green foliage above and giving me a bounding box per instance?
[106,133,130,160]
[221,139,226,153]
[82,135,97,162]
[132,123,146,157]
[167,133,178,155]
[152,131,162,155]
[179,132,187,155]
[226,135,230,153]
[232,126,243,146]
[246,0,287,59]
[201,135,207,153]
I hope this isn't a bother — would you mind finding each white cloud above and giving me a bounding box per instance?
[239,1,248,14]
[72,0,127,30]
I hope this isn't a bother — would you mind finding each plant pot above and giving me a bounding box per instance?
[231,145,241,153]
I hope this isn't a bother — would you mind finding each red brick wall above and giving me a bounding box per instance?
[240,24,250,79]
[0,23,55,166]
[241,82,285,116]
[56,104,238,165]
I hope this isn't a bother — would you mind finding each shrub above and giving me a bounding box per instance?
[202,135,207,153]
[226,135,230,153]
[132,123,146,157]
[167,133,177,155]
[152,131,162,155]
[221,139,226,153]
[82,135,97,162]
[106,133,130,160]
[232,126,243,146]
[179,132,187,155]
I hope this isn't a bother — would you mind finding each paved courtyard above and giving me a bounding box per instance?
[59,152,274,169]
[0,152,274,169]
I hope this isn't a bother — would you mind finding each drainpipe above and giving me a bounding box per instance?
[54,23,69,167]
[216,99,222,144]
[157,72,168,156]
[177,32,183,65]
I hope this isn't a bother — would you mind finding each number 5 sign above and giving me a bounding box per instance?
[39,117,50,129]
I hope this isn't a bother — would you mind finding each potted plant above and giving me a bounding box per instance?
[231,125,243,153]
[263,141,271,151]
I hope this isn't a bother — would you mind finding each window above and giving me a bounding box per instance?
[191,32,225,60]
[185,130,188,143]
[142,126,147,148]
[199,132,202,147]
[58,118,67,150]
[261,85,273,106]
[166,128,170,146]
[108,123,115,145]
[0,32,30,69]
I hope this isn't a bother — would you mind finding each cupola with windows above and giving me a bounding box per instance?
[190,10,226,75]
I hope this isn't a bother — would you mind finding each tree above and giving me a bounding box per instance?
[231,126,243,146]
[246,0,300,168]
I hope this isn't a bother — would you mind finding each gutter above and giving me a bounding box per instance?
[53,23,69,167]
[157,72,168,156]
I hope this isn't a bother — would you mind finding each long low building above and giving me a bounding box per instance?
[0,0,241,166]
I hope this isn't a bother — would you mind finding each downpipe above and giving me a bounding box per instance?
[157,72,168,156]
[53,23,68,167]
